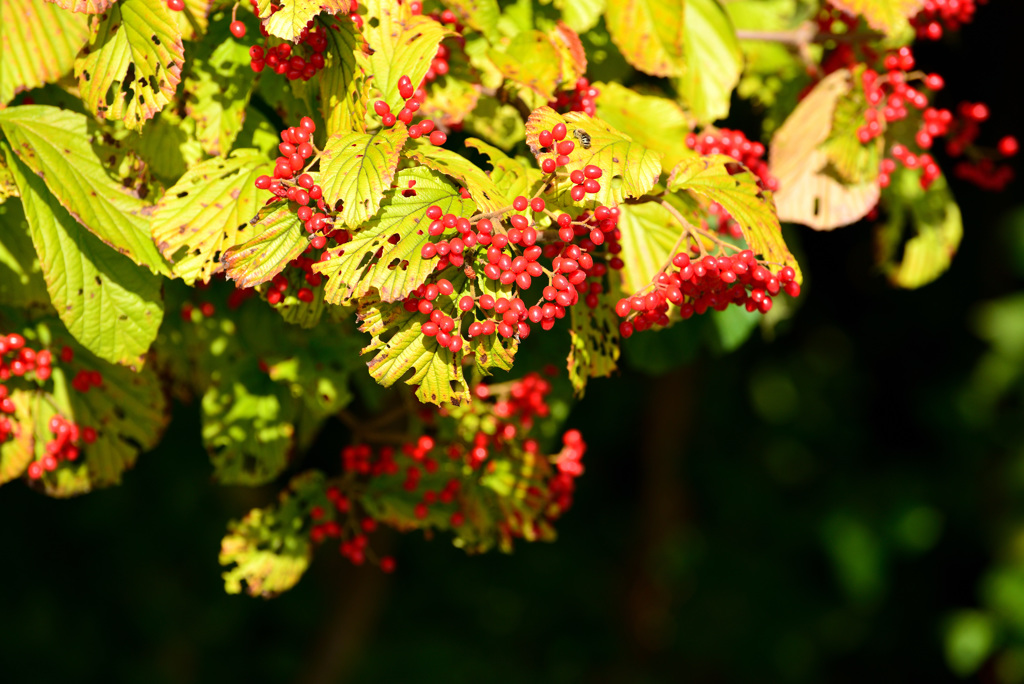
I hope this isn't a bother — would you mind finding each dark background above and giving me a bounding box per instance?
[3,3,1024,682]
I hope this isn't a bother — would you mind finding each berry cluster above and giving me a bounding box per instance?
[373,74,445,145]
[0,384,15,444]
[246,2,328,80]
[550,77,600,117]
[946,102,1017,191]
[911,0,985,40]
[535,123,579,175]
[0,333,53,382]
[26,415,95,480]
[614,251,800,337]
[70,369,104,393]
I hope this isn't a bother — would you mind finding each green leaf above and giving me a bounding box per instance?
[419,48,480,127]
[220,471,325,597]
[465,138,542,201]
[876,170,962,289]
[669,154,802,282]
[0,105,169,274]
[357,294,470,406]
[568,297,621,396]
[183,24,256,156]
[462,95,526,150]
[169,0,214,42]
[151,149,271,285]
[769,69,880,230]
[361,0,451,113]
[554,0,606,33]
[404,138,511,213]
[0,200,50,308]
[222,204,308,289]
[262,0,352,42]
[5,145,164,368]
[127,107,206,184]
[614,200,681,293]
[318,18,366,137]
[605,0,686,78]
[525,107,663,207]
[0,0,90,106]
[820,68,883,185]
[828,0,925,36]
[42,0,113,10]
[489,31,562,100]
[444,0,501,40]
[676,0,743,123]
[265,340,356,420]
[594,81,694,174]
[315,167,475,305]
[203,361,295,486]
[74,0,185,131]
[319,125,409,229]
[944,611,996,677]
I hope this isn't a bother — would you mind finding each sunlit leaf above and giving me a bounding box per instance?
[0,106,169,273]
[595,81,694,174]
[829,0,925,36]
[183,24,256,156]
[0,199,49,308]
[222,203,308,289]
[615,200,682,293]
[319,125,409,229]
[489,31,562,100]
[677,0,742,123]
[74,0,185,131]
[42,0,113,12]
[605,0,686,77]
[5,145,164,368]
[0,0,90,106]
[262,0,352,42]
[151,149,271,285]
[568,296,621,396]
[404,138,511,213]
[318,17,365,137]
[315,167,475,305]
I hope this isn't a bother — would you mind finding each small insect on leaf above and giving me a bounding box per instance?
[573,128,592,149]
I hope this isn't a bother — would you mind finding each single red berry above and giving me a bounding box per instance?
[552,123,567,141]
[167,0,184,10]
[429,131,447,145]
[541,158,556,173]
[512,196,528,211]
[998,136,1019,157]
[380,557,397,573]
[230,21,247,39]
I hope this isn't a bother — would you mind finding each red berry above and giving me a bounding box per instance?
[552,123,567,141]
[167,0,184,10]
[999,136,1019,157]
[429,131,447,145]
[230,21,247,39]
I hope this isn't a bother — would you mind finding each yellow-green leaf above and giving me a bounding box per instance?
[0,0,90,106]
[489,31,562,100]
[183,26,256,156]
[668,154,801,282]
[222,203,308,288]
[568,296,621,397]
[404,138,511,213]
[42,0,113,12]
[315,167,475,305]
[677,0,742,123]
[0,106,169,273]
[74,0,185,131]
[318,17,365,136]
[595,81,694,174]
[5,144,164,368]
[615,200,682,293]
[150,149,271,284]
[319,125,409,229]
[263,0,352,42]
[361,0,451,113]
[605,0,686,77]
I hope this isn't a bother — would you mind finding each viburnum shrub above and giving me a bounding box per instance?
[0,0,1015,596]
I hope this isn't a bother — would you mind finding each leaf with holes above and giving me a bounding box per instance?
[677,0,743,123]
[595,82,694,174]
[769,69,879,230]
[202,360,296,486]
[151,150,271,285]
[357,294,470,407]
[0,106,168,274]
[876,169,962,289]
[262,0,352,42]
[405,139,512,213]
[525,107,663,207]
[220,471,325,596]
[183,24,256,156]
[315,167,475,306]
[0,0,90,106]
[6,145,164,368]
[318,18,365,137]
[319,125,409,229]
[361,0,452,112]
[222,204,308,289]
[605,0,686,77]
[568,295,621,396]
[829,0,925,36]
[668,154,802,282]
[74,0,184,131]
[466,139,543,202]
